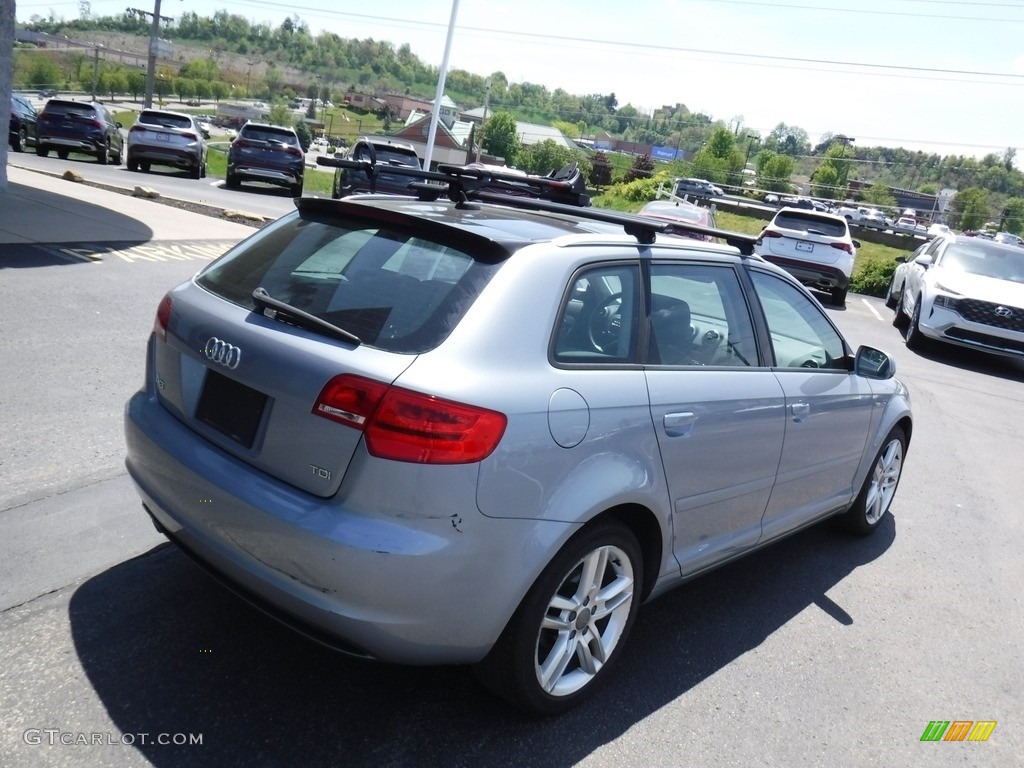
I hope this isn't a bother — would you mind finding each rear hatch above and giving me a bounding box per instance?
[760,209,851,265]
[232,127,303,170]
[151,202,505,497]
[39,101,100,140]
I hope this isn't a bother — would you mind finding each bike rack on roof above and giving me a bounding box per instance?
[313,154,758,254]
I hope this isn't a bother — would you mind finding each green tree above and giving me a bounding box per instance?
[517,140,587,177]
[691,126,744,185]
[624,154,655,183]
[126,69,145,100]
[1001,197,1024,234]
[482,111,521,164]
[26,57,62,90]
[948,187,990,231]
[754,150,795,192]
[294,119,312,151]
[268,104,291,126]
[589,151,613,188]
[811,143,854,199]
[211,81,231,103]
[862,181,897,208]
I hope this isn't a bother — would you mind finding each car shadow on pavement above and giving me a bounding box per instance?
[67,515,895,767]
[896,331,1024,382]
[0,181,153,268]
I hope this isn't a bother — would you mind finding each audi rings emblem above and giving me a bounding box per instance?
[205,337,242,369]
[995,306,1014,319]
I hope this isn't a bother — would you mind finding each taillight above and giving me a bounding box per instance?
[182,132,198,142]
[831,242,854,254]
[286,146,303,157]
[93,119,104,130]
[153,294,172,342]
[129,125,144,134]
[313,374,507,464]
[760,229,783,239]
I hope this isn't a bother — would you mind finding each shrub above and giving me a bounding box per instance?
[851,259,897,297]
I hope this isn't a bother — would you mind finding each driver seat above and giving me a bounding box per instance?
[650,298,694,365]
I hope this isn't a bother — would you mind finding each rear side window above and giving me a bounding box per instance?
[196,214,501,353]
[773,212,847,238]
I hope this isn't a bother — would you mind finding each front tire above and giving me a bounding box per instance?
[905,297,927,351]
[474,519,643,715]
[98,140,109,165]
[836,426,906,535]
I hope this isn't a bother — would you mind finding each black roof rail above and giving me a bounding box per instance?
[313,155,758,254]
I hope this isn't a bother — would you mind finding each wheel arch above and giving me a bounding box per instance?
[592,503,664,603]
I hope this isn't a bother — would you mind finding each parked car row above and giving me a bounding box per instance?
[17,97,306,197]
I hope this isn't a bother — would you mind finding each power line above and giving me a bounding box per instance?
[702,0,1024,23]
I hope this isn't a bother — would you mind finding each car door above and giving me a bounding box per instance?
[643,262,787,576]
[748,269,873,541]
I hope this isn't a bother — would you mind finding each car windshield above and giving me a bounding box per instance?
[353,146,419,166]
[941,243,1024,281]
[195,212,503,353]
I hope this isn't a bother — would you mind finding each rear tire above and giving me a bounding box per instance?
[884,276,899,309]
[13,127,27,152]
[190,161,202,180]
[140,162,151,173]
[831,287,847,307]
[36,145,49,158]
[474,519,643,715]
[836,426,906,536]
[98,140,109,164]
[127,157,138,172]
[57,149,68,160]
[225,173,240,189]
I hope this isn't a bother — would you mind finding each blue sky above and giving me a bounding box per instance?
[18,0,1024,159]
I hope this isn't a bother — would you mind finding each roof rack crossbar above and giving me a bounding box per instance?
[314,156,758,252]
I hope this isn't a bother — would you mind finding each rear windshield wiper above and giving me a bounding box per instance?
[251,287,361,346]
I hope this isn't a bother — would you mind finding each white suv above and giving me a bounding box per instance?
[754,207,859,306]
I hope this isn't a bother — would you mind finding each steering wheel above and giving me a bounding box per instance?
[588,293,623,353]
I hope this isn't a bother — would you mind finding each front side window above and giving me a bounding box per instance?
[751,271,848,370]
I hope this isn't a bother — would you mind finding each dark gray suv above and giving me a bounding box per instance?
[226,122,304,196]
[35,99,123,164]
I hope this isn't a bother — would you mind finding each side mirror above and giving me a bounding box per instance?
[895,255,907,263]
[913,254,933,268]
[852,239,862,248]
[855,345,895,380]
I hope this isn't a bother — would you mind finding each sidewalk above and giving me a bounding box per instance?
[0,165,256,246]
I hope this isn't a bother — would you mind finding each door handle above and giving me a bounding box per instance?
[663,411,696,437]
[790,402,810,422]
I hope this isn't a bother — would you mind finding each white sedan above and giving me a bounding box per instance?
[886,235,1024,357]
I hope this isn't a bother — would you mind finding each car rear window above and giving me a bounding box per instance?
[773,212,847,238]
[240,126,298,145]
[353,145,420,167]
[195,213,502,353]
[43,101,95,119]
[138,111,193,129]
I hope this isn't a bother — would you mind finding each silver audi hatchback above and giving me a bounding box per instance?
[124,164,912,715]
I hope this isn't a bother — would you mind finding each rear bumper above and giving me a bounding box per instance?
[128,144,201,168]
[38,134,104,153]
[228,160,303,187]
[123,389,567,664]
[757,254,850,291]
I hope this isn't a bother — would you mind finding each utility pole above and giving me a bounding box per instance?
[127,2,174,108]
[474,77,491,163]
[91,44,102,100]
